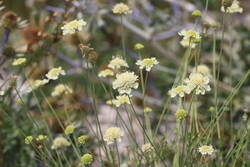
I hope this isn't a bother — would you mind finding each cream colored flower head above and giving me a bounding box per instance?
[0,90,5,96]
[198,145,215,155]
[78,135,88,145]
[36,135,47,142]
[184,72,211,95]
[178,29,201,48]
[144,107,152,113]
[136,57,159,72]
[104,127,124,145]
[61,19,87,35]
[80,153,93,165]
[12,58,26,66]
[51,84,72,97]
[46,67,65,80]
[98,69,114,78]
[51,136,70,150]
[134,43,144,50]
[141,143,154,153]
[112,3,132,15]
[108,57,128,70]
[221,0,243,13]
[169,85,189,98]
[112,71,139,95]
[193,64,210,76]
[112,95,130,107]
[27,79,49,93]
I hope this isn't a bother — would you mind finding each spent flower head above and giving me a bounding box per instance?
[104,127,124,145]
[78,135,88,145]
[112,3,132,15]
[136,57,159,72]
[61,19,87,35]
[112,71,139,95]
[12,58,26,66]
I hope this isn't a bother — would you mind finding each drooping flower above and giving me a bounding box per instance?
[104,127,124,145]
[112,71,139,95]
[184,72,211,95]
[12,58,26,66]
[112,95,130,107]
[169,85,189,98]
[61,19,87,35]
[98,69,114,78]
[64,125,75,135]
[221,0,243,13]
[80,153,93,165]
[78,135,88,145]
[46,67,65,80]
[108,57,128,70]
[25,136,33,145]
[178,29,201,48]
[141,143,154,153]
[112,3,132,15]
[136,57,159,72]
[198,145,215,155]
[51,137,70,150]
[51,84,72,97]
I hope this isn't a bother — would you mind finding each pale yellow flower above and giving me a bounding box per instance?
[0,90,5,96]
[64,125,75,135]
[27,79,49,92]
[141,143,154,153]
[108,57,128,70]
[144,107,152,113]
[178,30,201,48]
[112,3,132,15]
[104,127,124,145]
[46,67,65,80]
[221,0,243,13]
[78,135,88,145]
[98,69,114,78]
[169,85,189,98]
[36,135,47,142]
[112,71,139,95]
[25,136,33,145]
[80,153,93,165]
[176,109,187,121]
[198,145,215,155]
[51,84,72,97]
[184,72,211,95]
[136,57,159,72]
[112,95,130,107]
[61,19,87,35]
[193,64,210,76]
[134,43,144,50]
[51,137,70,150]
[12,58,26,66]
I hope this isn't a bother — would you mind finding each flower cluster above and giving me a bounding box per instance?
[141,143,154,153]
[136,57,159,72]
[64,125,75,135]
[175,109,187,121]
[112,71,139,95]
[221,0,243,13]
[51,137,70,150]
[104,127,124,145]
[61,19,87,35]
[198,145,215,155]
[80,153,93,165]
[78,135,88,145]
[112,3,132,15]
[25,136,33,145]
[51,84,72,97]
[178,29,201,48]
